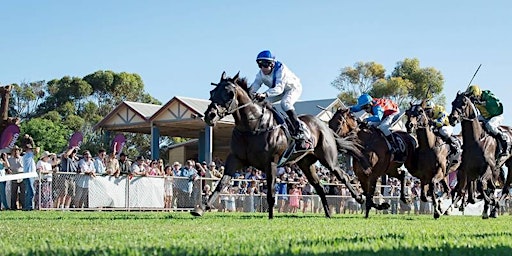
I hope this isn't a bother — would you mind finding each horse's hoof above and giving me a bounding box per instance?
[190,206,204,217]
[482,214,489,219]
[490,210,498,218]
[434,212,440,219]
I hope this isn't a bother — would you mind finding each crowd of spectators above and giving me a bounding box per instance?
[2,137,511,216]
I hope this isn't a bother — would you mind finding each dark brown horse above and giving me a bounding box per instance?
[405,102,461,218]
[448,92,501,218]
[191,72,365,219]
[328,108,417,218]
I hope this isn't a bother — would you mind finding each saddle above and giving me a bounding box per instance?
[269,107,315,167]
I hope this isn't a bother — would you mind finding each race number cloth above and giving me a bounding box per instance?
[88,176,164,208]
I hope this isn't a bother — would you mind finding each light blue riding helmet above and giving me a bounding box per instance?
[256,50,275,62]
[357,94,373,107]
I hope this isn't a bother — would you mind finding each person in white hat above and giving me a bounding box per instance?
[35,151,55,209]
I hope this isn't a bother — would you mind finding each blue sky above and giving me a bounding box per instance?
[1,1,511,122]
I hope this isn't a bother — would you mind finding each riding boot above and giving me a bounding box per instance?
[286,110,304,140]
[497,132,511,157]
[385,134,398,153]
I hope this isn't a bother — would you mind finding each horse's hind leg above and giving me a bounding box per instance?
[320,157,363,204]
[298,159,332,218]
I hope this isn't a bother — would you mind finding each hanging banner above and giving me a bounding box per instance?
[68,132,83,149]
[112,134,126,157]
[0,124,20,149]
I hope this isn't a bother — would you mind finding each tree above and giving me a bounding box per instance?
[10,81,46,120]
[20,117,71,153]
[331,61,386,98]
[332,58,445,108]
[390,58,444,103]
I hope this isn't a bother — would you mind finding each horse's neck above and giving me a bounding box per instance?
[232,96,272,131]
[461,119,483,145]
[416,127,436,148]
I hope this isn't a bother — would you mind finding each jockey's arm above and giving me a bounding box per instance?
[249,73,263,94]
[365,105,384,123]
[264,67,285,97]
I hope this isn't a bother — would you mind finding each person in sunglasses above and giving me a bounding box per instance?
[249,50,308,150]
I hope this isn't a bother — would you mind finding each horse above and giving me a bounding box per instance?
[404,101,461,218]
[191,72,366,219]
[328,107,417,218]
[448,92,503,218]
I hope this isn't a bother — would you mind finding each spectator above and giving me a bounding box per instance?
[288,183,302,213]
[131,156,147,176]
[8,146,24,210]
[118,153,132,176]
[171,161,181,176]
[390,179,401,214]
[105,151,120,177]
[57,147,79,208]
[163,165,174,210]
[93,149,107,175]
[22,144,37,211]
[147,160,161,176]
[75,150,95,208]
[174,160,197,208]
[0,152,10,210]
[400,179,413,214]
[157,159,165,175]
[301,178,313,214]
[276,172,288,213]
[35,151,55,209]
[411,180,421,215]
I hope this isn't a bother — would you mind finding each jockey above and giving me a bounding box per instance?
[351,94,401,154]
[466,85,510,158]
[425,103,458,154]
[249,50,306,149]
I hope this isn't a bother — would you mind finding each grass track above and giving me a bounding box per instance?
[1,211,512,255]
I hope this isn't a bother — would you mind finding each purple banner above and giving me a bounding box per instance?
[0,124,20,149]
[68,132,83,149]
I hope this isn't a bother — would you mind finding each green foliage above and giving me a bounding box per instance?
[10,81,46,119]
[2,212,512,255]
[63,114,85,132]
[332,58,445,107]
[331,62,386,102]
[40,110,61,123]
[19,117,71,153]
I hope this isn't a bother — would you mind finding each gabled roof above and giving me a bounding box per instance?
[124,101,162,118]
[150,96,234,123]
[94,101,162,130]
[95,97,343,136]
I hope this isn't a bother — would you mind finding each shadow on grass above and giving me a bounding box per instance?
[12,245,512,256]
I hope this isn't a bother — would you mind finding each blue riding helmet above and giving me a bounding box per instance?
[256,50,275,62]
[357,94,373,107]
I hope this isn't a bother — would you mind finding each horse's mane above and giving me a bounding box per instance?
[233,76,272,109]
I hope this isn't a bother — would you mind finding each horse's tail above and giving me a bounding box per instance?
[334,132,371,170]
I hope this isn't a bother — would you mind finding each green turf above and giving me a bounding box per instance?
[1,211,511,255]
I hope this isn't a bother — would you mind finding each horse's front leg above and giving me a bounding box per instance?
[191,154,240,217]
[266,162,277,219]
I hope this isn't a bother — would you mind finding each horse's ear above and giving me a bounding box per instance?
[221,71,227,81]
[233,71,240,82]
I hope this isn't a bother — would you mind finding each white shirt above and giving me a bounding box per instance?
[249,62,301,97]
[36,160,53,181]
